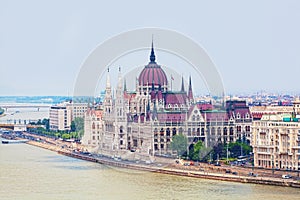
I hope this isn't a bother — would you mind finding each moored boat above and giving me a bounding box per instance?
[1,139,28,144]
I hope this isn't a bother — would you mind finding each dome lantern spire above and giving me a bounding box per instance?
[149,36,156,63]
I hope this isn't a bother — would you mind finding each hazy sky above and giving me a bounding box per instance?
[1,0,300,96]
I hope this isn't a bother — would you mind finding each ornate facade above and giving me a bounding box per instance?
[82,43,252,161]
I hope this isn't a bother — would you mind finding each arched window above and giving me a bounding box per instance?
[166,128,170,136]
[188,128,191,136]
[201,128,205,136]
[172,128,177,136]
[246,113,250,119]
[217,127,222,136]
[230,127,234,135]
[246,125,250,132]
[160,128,164,136]
[223,127,228,135]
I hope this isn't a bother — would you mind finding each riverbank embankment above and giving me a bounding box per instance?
[23,137,300,188]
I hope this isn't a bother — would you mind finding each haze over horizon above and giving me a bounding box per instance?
[1,0,300,96]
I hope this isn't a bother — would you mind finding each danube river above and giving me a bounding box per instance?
[0,140,299,200]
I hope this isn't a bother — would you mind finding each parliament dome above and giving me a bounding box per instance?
[138,43,168,87]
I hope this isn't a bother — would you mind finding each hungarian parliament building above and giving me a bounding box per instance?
[82,44,252,161]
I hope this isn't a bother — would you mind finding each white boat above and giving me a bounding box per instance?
[1,139,28,144]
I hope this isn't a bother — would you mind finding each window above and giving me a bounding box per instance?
[236,126,241,133]
[246,126,250,132]
[246,113,250,119]
[166,128,170,136]
[224,127,227,135]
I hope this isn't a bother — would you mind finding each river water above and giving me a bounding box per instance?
[0,139,299,200]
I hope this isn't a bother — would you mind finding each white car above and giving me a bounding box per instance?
[282,174,292,179]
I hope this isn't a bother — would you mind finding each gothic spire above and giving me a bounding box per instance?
[106,67,111,89]
[149,36,156,63]
[124,78,127,92]
[188,75,194,101]
[188,75,192,91]
[181,76,185,92]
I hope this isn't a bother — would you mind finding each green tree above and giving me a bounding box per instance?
[189,140,204,161]
[228,141,252,158]
[171,133,188,157]
[42,118,50,130]
[70,121,76,132]
[70,117,84,139]
[62,133,71,140]
[189,141,212,161]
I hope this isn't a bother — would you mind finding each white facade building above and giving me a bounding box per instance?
[252,101,300,170]
[81,109,103,151]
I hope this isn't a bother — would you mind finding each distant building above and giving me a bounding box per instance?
[49,103,72,131]
[250,105,293,120]
[49,102,88,131]
[252,101,300,170]
[69,103,88,120]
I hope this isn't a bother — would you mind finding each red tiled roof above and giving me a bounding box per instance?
[165,93,187,104]
[201,111,228,122]
[157,112,187,122]
[196,103,213,111]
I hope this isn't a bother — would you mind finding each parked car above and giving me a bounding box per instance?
[282,174,292,179]
[248,172,258,177]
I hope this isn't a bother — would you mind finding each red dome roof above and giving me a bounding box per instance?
[138,43,168,86]
[138,63,168,86]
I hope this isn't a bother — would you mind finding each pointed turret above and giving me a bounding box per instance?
[188,75,194,102]
[123,78,127,92]
[117,66,122,90]
[181,76,185,92]
[149,37,156,63]
[104,67,113,116]
[106,67,111,89]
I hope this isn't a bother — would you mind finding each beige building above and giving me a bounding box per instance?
[49,102,88,131]
[252,113,300,170]
[69,103,88,120]
[250,105,294,120]
[49,103,72,131]
[81,109,103,151]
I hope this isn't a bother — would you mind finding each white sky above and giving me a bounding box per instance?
[1,0,300,96]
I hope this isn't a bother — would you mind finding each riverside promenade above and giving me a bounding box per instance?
[3,131,300,188]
